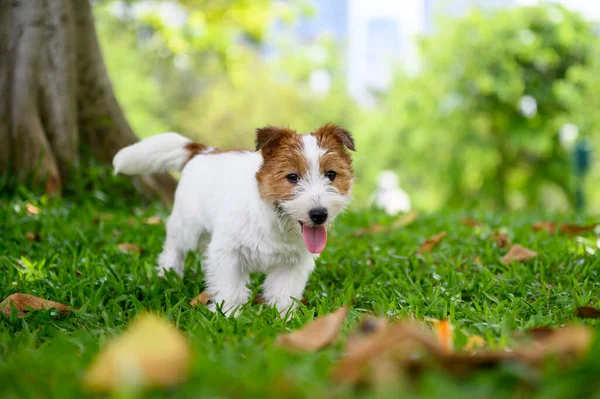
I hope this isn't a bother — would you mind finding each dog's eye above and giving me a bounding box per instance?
[325,170,336,181]
[287,173,299,183]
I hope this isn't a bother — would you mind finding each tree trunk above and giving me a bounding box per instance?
[0,0,176,206]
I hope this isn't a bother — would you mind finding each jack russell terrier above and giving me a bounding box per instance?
[113,124,355,316]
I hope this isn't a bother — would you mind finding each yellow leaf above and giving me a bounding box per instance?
[83,314,191,393]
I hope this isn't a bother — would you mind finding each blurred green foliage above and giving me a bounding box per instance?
[96,0,355,151]
[355,4,600,213]
[96,2,599,213]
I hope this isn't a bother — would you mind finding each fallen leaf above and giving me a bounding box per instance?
[0,293,70,318]
[492,231,510,248]
[354,211,417,237]
[525,327,555,341]
[26,204,40,215]
[464,335,485,351]
[390,211,418,229]
[118,243,142,254]
[353,224,385,237]
[190,291,212,307]
[532,222,597,236]
[559,224,597,235]
[276,307,348,352]
[25,232,40,241]
[331,320,441,385]
[143,216,162,225]
[501,244,537,264]
[575,306,600,319]
[432,319,454,354]
[515,325,593,367]
[331,319,594,388]
[460,218,482,227]
[532,222,556,234]
[416,232,447,254]
[83,314,191,393]
[474,256,483,266]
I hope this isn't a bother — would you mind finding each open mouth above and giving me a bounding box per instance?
[299,222,327,254]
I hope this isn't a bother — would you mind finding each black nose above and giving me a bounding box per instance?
[309,208,328,225]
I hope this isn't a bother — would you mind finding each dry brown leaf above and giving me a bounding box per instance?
[491,231,510,248]
[559,223,597,235]
[331,320,441,385]
[501,244,537,264]
[416,232,447,254]
[26,203,40,215]
[515,325,593,367]
[390,211,418,229]
[277,307,348,352]
[353,224,385,237]
[354,211,417,237]
[331,319,594,388]
[533,222,597,236]
[190,291,212,307]
[0,293,70,318]
[460,218,482,228]
[25,232,40,241]
[525,327,555,341]
[143,216,162,225]
[83,314,191,393]
[433,319,454,354]
[532,222,557,234]
[118,243,142,254]
[575,306,600,319]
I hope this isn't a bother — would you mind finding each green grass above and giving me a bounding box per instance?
[1,185,600,398]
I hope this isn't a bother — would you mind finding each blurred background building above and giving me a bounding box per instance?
[268,0,600,106]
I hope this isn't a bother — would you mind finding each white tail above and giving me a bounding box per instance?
[113,133,192,175]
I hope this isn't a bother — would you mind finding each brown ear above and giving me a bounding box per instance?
[313,123,355,151]
[255,126,296,155]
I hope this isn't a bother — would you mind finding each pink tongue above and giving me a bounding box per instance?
[302,225,327,254]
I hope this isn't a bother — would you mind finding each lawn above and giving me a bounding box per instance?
[1,184,600,398]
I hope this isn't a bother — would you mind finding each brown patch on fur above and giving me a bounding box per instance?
[313,124,354,195]
[256,126,307,204]
[184,142,207,165]
[184,142,251,165]
[313,123,355,151]
[211,148,251,154]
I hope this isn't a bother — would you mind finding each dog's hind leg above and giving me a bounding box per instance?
[158,212,202,278]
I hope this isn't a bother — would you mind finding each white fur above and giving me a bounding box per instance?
[113,133,352,318]
[113,133,191,175]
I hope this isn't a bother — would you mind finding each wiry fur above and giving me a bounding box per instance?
[113,125,355,317]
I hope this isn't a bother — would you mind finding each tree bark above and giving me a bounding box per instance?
[1,0,176,206]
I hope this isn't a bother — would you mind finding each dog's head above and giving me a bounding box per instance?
[256,123,355,254]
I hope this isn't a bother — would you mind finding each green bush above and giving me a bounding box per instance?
[354,4,600,213]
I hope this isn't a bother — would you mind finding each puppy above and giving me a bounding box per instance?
[113,124,355,316]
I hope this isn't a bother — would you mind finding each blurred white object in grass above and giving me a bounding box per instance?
[372,170,411,215]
